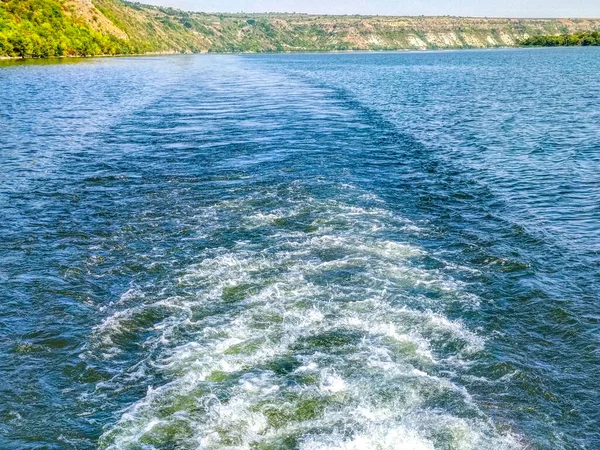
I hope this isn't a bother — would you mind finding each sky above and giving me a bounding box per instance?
[143,0,600,18]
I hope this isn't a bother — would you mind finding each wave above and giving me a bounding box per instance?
[95,180,522,449]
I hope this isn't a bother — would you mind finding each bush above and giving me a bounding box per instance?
[520,32,600,47]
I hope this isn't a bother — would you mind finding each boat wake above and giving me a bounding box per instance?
[96,180,522,449]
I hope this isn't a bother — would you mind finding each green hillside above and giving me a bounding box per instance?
[0,0,135,57]
[2,0,600,58]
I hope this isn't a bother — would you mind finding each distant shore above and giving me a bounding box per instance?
[2,45,592,62]
[3,0,600,59]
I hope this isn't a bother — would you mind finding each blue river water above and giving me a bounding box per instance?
[1,48,599,449]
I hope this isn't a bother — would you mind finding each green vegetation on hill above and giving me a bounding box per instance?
[92,2,600,54]
[0,0,137,57]
[520,32,600,47]
[2,0,600,58]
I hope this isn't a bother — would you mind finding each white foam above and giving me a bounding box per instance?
[300,426,435,450]
[320,373,347,393]
[97,181,522,449]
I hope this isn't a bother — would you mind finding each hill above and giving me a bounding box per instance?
[2,0,600,58]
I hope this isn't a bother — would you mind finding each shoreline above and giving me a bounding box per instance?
[1,44,596,63]
[0,46,523,62]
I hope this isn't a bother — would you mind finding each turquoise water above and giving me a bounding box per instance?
[1,48,599,449]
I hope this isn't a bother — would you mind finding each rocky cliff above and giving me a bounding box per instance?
[86,1,600,53]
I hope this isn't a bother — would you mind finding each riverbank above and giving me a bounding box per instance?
[3,43,599,63]
[521,31,600,46]
[3,0,600,59]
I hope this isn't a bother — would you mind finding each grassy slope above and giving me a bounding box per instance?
[92,1,600,53]
[2,0,600,57]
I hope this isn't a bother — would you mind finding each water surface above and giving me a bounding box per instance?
[1,48,599,449]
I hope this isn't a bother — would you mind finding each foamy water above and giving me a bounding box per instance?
[96,185,519,450]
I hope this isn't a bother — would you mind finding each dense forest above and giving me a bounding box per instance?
[520,32,600,46]
[0,0,134,57]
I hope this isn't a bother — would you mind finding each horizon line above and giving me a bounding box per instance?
[128,0,600,20]
[138,7,600,20]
